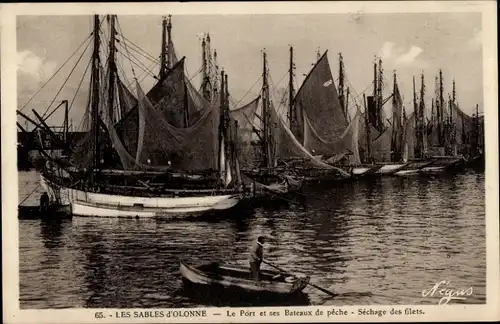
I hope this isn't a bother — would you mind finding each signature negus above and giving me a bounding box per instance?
[422,280,474,305]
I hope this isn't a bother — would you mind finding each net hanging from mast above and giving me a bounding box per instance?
[229,96,261,169]
[133,81,220,171]
[303,108,362,164]
[270,102,344,171]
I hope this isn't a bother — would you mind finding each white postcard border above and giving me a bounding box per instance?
[2,1,499,323]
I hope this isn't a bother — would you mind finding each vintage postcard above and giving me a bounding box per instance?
[2,1,499,323]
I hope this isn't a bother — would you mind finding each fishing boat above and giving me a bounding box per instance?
[336,60,410,177]
[401,70,480,175]
[19,15,247,218]
[228,50,309,193]
[235,48,352,183]
[180,261,310,296]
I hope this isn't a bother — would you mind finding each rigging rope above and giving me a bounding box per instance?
[116,48,158,79]
[18,183,42,206]
[233,75,263,108]
[115,19,139,82]
[67,57,92,116]
[119,33,160,64]
[40,38,94,120]
[19,34,93,113]
[120,40,160,67]
[42,56,92,124]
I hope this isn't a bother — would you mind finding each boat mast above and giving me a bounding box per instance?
[213,50,219,100]
[391,71,399,162]
[475,103,480,155]
[416,73,426,158]
[91,15,101,181]
[338,53,346,119]
[431,98,435,125]
[159,16,168,79]
[218,69,225,174]
[166,15,173,69]
[372,60,377,130]
[63,100,69,144]
[377,58,384,130]
[225,73,231,171]
[451,79,456,123]
[206,33,212,77]
[262,49,272,168]
[288,46,295,125]
[363,93,371,163]
[345,87,350,121]
[201,36,209,100]
[107,15,117,123]
[438,69,444,146]
[412,76,419,157]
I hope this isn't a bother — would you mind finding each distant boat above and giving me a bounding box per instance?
[180,261,310,296]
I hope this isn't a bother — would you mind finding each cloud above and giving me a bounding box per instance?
[17,50,57,83]
[379,42,425,66]
[396,46,424,64]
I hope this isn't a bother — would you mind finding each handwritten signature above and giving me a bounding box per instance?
[422,280,473,305]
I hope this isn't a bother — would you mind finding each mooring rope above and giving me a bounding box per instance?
[18,183,42,207]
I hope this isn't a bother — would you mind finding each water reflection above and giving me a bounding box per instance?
[40,219,67,250]
[19,171,486,308]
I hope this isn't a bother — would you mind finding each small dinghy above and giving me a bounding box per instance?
[180,261,310,296]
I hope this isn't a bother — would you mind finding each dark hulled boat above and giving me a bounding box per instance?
[180,261,310,297]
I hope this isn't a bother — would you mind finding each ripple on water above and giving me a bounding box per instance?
[18,171,486,308]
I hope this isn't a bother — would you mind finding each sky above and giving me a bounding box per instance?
[16,13,483,130]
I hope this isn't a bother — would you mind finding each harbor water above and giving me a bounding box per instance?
[18,170,486,308]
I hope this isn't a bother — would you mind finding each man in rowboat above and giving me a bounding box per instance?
[249,236,266,281]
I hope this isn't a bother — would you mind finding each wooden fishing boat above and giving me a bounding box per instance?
[41,173,242,218]
[70,195,240,218]
[180,261,310,296]
[21,15,249,218]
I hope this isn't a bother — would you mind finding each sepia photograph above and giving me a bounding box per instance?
[3,1,499,323]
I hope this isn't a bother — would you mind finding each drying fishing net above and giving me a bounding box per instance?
[451,105,475,154]
[132,81,220,171]
[358,116,381,152]
[115,58,210,160]
[270,103,349,176]
[117,78,137,119]
[229,96,261,169]
[390,84,404,161]
[370,126,393,162]
[402,112,416,160]
[70,65,122,170]
[303,108,362,164]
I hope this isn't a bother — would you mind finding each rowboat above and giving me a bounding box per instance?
[179,261,310,297]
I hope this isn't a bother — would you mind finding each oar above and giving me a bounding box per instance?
[262,260,337,297]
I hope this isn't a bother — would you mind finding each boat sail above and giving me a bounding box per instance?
[283,50,378,176]
[27,15,246,217]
